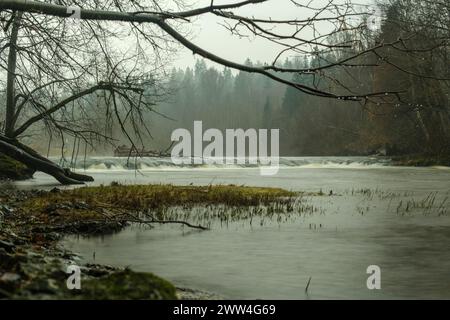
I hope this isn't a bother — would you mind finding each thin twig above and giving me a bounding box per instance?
[305,276,312,294]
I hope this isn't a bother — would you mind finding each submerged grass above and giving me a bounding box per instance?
[342,187,449,216]
[394,192,448,216]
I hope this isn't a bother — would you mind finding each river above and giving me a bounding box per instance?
[12,157,450,299]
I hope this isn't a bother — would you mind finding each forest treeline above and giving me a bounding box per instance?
[3,0,447,159]
[146,0,449,157]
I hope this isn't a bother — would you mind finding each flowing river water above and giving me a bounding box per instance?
[11,157,450,299]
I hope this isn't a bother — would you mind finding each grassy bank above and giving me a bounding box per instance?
[0,184,299,299]
[391,154,450,167]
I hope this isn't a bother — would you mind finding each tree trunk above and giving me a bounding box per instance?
[0,12,93,185]
[409,74,431,145]
[5,12,22,137]
[0,134,94,185]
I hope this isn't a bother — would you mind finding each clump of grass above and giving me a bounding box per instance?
[346,187,410,200]
[25,184,296,211]
[18,184,308,232]
[395,192,448,216]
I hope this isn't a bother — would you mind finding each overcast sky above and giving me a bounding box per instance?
[171,0,375,69]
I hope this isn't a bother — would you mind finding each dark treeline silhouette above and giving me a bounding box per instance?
[147,57,370,156]
[147,0,449,157]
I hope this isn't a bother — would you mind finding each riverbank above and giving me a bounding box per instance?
[0,188,177,299]
[391,154,450,167]
[0,184,298,299]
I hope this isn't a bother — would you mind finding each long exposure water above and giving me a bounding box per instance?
[12,157,450,299]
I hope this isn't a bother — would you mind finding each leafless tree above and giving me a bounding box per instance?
[0,0,447,184]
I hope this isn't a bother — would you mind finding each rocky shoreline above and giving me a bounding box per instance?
[0,226,221,300]
[0,189,178,299]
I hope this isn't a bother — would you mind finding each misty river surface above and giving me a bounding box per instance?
[14,157,450,299]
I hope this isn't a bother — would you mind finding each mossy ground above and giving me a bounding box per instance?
[0,246,178,300]
[72,270,177,300]
[0,154,35,181]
